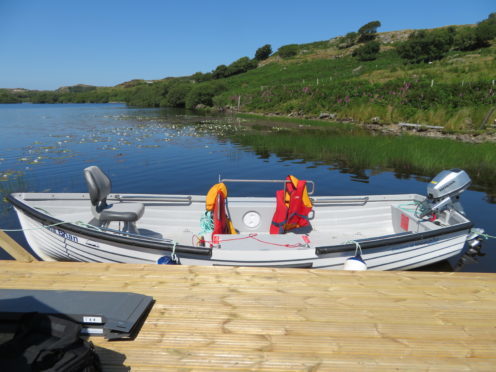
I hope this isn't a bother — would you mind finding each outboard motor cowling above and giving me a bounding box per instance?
[419,169,471,218]
[427,169,471,200]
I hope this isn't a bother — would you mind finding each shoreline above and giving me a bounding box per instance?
[235,112,496,143]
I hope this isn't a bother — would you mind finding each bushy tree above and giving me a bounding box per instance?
[477,12,496,38]
[163,83,192,107]
[352,41,380,61]
[278,44,299,58]
[255,44,272,60]
[397,28,455,63]
[185,81,227,109]
[30,91,60,103]
[358,20,381,42]
[191,72,213,83]
[124,84,163,107]
[224,57,258,77]
[453,13,496,51]
[454,27,481,51]
[212,58,257,79]
[212,64,228,79]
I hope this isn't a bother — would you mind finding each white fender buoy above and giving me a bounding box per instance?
[343,254,368,271]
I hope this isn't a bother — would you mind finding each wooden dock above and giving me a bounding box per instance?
[0,230,37,262]
[1,261,496,371]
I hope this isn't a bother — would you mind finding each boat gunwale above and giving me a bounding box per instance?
[8,193,473,258]
[7,193,213,257]
[315,220,473,255]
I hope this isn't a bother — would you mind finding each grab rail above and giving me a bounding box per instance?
[220,178,315,195]
[312,196,369,205]
[113,195,192,203]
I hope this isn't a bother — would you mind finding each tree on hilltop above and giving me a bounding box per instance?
[358,20,381,42]
[255,44,272,61]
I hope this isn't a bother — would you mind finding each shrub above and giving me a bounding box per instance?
[191,72,213,83]
[163,83,192,107]
[397,28,456,63]
[352,41,381,61]
[453,14,496,51]
[224,57,258,77]
[454,27,481,51]
[477,12,496,40]
[185,82,227,109]
[278,44,299,58]
[124,83,168,107]
[212,65,228,79]
[255,44,272,60]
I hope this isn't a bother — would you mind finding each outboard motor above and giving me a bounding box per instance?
[419,169,471,218]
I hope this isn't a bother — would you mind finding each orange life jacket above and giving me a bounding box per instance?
[270,175,313,234]
[205,183,236,236]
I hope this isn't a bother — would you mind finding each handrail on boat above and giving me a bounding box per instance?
[114,195,192,203]
[220,178,315,195]
[312,196,369,205]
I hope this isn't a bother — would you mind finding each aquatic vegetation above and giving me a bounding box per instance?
[230,128,496,191]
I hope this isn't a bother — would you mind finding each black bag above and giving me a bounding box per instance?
[0,313,101,372]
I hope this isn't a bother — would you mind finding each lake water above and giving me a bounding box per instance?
[1,103,494,272]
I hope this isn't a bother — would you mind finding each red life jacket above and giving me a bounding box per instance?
[270,175,313,234]
[205,183,236,238]
[213,190,229,235]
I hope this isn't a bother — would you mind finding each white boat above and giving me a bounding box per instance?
[7,167,476,270]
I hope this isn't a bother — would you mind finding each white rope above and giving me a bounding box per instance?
[344,240,363,257]
[74,221,103,232]
[171,241,178,263]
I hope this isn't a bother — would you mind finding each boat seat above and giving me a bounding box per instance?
[84,165,144,234]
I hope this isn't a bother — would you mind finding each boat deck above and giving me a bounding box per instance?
[1,261,495,370]
[14,192,436,249]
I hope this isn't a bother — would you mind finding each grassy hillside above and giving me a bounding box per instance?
[2,15,496,131]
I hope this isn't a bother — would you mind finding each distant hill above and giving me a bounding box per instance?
[55,84,97,93]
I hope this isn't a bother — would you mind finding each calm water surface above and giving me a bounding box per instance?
[0,103,494,272]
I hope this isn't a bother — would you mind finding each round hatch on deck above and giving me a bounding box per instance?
[243,211,261,229]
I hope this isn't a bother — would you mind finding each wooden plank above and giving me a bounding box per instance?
[0,261,495,370]
[0,230,37,262]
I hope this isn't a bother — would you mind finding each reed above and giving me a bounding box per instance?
[231,130,496,190]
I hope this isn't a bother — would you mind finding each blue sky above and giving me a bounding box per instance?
[0,0,493,90]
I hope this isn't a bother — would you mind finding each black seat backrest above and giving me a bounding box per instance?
[84,166,112,207]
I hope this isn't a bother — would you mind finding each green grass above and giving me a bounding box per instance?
[213,47,496,130]
[236,113,361,132]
